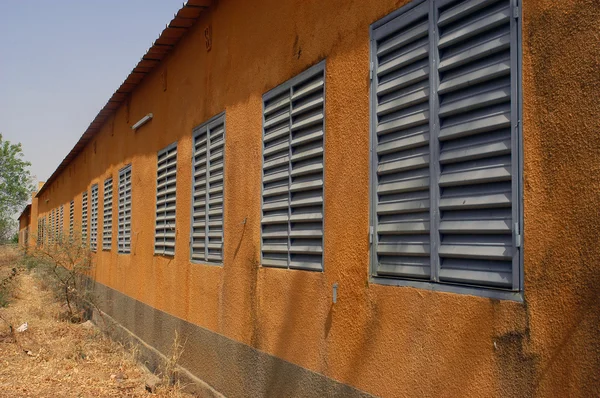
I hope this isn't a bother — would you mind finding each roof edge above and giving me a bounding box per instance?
[36,0,211,198]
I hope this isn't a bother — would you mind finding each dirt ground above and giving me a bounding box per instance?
[0,246,194,398]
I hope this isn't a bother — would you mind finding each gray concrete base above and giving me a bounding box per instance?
[89,280,375,398]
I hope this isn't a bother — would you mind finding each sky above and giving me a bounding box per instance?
[0,0,183,184]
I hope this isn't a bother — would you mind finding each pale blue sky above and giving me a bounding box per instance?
[0,1,182,183]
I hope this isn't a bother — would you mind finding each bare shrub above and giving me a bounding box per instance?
[23,227,96,323]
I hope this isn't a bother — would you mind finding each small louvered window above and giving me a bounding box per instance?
[41,217,46,245]
[59,205,63,241]
[37,218,42,246]
[370,0,521,294]
[155,144,177,256]
[69,200,74,238]
[261,61,325,271]
[49,209,55,244]
[118,165,132,254]
[103,177,113,251]
[190,113,225,264]
[81,191,88,244]
[90,184,99,252]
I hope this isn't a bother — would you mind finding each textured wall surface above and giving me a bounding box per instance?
[26,0,600,396]
[521,0,600,396]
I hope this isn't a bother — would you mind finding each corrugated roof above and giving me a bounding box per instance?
[36,0,211,198]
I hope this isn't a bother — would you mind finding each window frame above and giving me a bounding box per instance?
[189,112,226,266]
[368,0,523,300]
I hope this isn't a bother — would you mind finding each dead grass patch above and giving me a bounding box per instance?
[0,247,195,397]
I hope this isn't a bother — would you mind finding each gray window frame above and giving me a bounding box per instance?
[260,60,327,272]
[368,0,523,300]
[189,112,226,266]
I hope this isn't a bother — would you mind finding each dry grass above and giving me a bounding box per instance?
[0,246,195,398]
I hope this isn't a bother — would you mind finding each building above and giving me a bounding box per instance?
[20,0,600,396]
[17,204,31,245]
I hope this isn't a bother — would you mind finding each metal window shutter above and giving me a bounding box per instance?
[90,184,99,252]
[372,0,432,280]
[55,207,60,240]
[53,209,56,243]
[41,217,46,245]
[103,178,113,250]
[118,165,132,254]
[155,144,177,256]
[69,200,74,238]
[81,191,88,244]
[191,127,208,262]
[191,114,226,264]
[59,205,64,240]
[207,120,225,262]
[261,62,325,271]
[49,209,55,244]
[371,0,519,290]
[435,0,515,288]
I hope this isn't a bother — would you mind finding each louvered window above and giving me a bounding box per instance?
[103,177,113,251]
[59,205,64,241]
[49,209,55,244]
[54,208,57,240]
[190,113,225,264]
[155,144,177,256]
[90,184,99,252]
[81,191,88,244]
[41,217,46,245]
[261,61,325,271]
[370,0,521,294]
[69,200,74,238]
[37,219,42,246]
[118,165,132,254]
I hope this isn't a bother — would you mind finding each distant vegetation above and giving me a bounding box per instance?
[0,134,34,242]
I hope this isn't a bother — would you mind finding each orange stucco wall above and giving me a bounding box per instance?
[27,0,600,396]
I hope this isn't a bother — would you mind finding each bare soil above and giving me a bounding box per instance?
[0,246,193,397]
